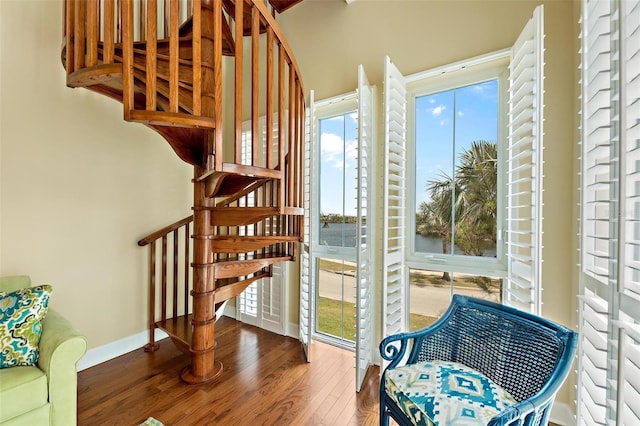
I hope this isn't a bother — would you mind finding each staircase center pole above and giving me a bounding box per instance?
[181,0,222,384]
[182,166,222,384]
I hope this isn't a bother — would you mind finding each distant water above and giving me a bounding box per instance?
[318,222,496,257]
[318,222,358,247]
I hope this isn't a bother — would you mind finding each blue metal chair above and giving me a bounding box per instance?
[379,295,577,426]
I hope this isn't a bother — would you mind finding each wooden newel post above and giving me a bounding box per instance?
[181,169,222,384]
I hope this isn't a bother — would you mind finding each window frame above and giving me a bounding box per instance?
[310,92,360,348]
[312,93,359,259]
[404,53,510,279]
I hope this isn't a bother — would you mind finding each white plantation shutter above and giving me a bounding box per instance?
[237,120,259,325]
[261,262,286,335]
[237,280,260,326]
[382,56,407,338]
[579,1,614,423]
[355,65,375,391]
[505,5,544,314]
[578,0,640,424]
[299,90,315,361]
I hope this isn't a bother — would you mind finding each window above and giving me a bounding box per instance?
[301,66,376,391]
[383,6,544,339]
[577,0,640,423]
[317,108,358,249]
[406,68,506,330]
[313,96,359,348]
[412,80,501,260]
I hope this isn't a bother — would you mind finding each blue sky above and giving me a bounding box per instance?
[318,112,358,215]
[414,79,498,208]
[317,79,498,215]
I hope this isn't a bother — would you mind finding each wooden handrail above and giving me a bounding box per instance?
[138,215,193,246]
[137,214,193,352]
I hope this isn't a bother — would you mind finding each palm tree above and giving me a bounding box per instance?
[416,140,497,280]
[418,172,463,281]
[455,140,497,255]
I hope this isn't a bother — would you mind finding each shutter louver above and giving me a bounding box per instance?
[621,0,640,303]
[355,65,374,391]
[578,0,640,424]
[382,56,407,337]
[506,5,544,314]
[261,262,285,334]
[299,90,314,361]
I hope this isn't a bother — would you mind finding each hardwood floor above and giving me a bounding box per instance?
[77,316,380,426]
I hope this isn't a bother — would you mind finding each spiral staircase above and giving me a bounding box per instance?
[62,0,306,383]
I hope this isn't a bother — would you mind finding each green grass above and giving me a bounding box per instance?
[315,259,499,339]
[318,258,501,294]
[317,297,436,341]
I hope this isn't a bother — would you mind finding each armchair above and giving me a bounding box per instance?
[379,295,577,426]
[0,275,87,426]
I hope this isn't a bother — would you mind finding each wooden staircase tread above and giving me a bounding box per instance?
[281,206,304,216]
[195,164,282,200]
[195,164,282,182]
[212,235,300,253]
[128,110,215,129]
[213,252,293,279]
[156,315,191,352]
[195,171,270,199]
[207,206,280,226]
[67,63,123,88]
[217,251,293,262]
[155,299,229,353]
[222,163,282,179]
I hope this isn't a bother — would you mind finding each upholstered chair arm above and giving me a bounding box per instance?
[38,309,88,426]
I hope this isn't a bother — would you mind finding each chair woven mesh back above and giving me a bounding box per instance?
[416,304,562,402]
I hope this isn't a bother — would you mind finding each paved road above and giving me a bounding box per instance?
[317,269,499,317]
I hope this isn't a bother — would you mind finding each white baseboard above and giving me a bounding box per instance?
[77,328,168,371]
[550,401,575,425]
[287,322,299,339]
[222,302,236,317]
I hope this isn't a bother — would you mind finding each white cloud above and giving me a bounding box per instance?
[458,111,464,117]
[321,133,358,169]
[321,133,344,156]
[431,104,446,117]
[428,98,436,104]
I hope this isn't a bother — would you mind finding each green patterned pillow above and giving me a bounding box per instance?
[0,285,52,368]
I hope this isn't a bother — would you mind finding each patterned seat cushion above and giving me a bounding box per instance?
[385,360,516,425]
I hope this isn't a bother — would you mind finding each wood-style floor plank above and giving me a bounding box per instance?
[77,316,561,426]
[77,316,380,426]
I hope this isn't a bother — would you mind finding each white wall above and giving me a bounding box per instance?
[0,0,193,348]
